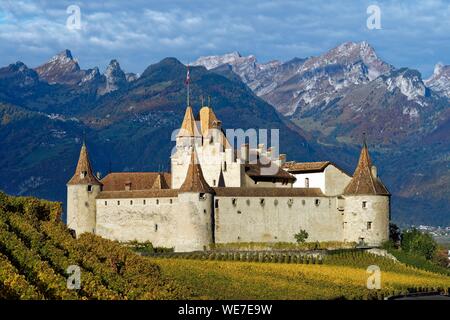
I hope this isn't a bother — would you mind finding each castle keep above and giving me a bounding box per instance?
[67,104,390,252]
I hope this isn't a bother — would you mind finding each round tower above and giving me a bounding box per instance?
[67,142,102,237]
[176,149,214,252]
[342,142,390,247]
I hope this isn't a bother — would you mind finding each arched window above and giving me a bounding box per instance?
[305,178,310,188]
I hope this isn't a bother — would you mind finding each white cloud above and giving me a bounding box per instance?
[0,0,447,76]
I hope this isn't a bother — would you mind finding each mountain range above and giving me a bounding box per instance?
[1,42,449,226]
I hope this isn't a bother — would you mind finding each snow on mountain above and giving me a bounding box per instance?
[35,49,84,85]
[193,42,393,116]
[125,72,139,82]
[425,63,450,99]
[34,50,131,95]
[386,68,427,101]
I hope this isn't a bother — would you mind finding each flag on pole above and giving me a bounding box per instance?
[185,64,190,106]
[185,65,190,85]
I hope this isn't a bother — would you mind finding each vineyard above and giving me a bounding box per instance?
[0,192,191,300]
[153,256,450,300]
[0,191,450,300]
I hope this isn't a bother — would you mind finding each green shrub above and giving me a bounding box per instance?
[401,228,437,260]
[294,230,309,244]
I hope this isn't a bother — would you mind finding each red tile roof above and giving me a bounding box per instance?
[100,172,171,191]
[213,187,324,197]
[179,150,214,193]
[344,144,390,196]
[67,143,102,185]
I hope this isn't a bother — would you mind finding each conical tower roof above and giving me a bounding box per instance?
[198,105,231,148]
[344,143,389,196]
[177,106,200,137]
[179,149,214,193]
[217,166,226,187]
[152,173,170,189]
[67,142,102,185]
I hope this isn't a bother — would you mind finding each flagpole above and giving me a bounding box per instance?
[186,64,190,107]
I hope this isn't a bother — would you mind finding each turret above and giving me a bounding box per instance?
[176,106,202,148]
[67,142,102,237]
[176,149,214,252]
[342,141,390,246]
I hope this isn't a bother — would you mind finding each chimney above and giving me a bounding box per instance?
[240,143,249,163]
[371,165,377,178]
[96,172,102,179]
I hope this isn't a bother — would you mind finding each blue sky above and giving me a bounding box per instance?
[0,0,449,78]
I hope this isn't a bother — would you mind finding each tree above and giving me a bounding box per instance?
[294,230,309,244]
[401,228,437,260]
[389,223,401,247]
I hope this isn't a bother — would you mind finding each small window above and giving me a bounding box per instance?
[232,198,237,206]
[367,222,372,230]
[170,199,173,204]
[305,178,309,188]
[213,179,216,186]
[199,193,207,200]
[203,209,207,214]
[143,199,146,205]
[362,201,367,209]
[215,199,219,208]
[274,199,278,206]
[156,199,159,205]
[81,171,87,178]
[302,199,306,206]
[155,224,158,232]
[223,162,227,172]
[237,210,242,214]
[104,201,107,206]
[246,199,250,206]
[260,198,265,206]
[315,199,320,207]
[87,185,93,192]
[130,200,133,205]
[287,198,293,206]
[117,201,120,205]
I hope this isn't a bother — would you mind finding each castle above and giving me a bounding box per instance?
[67,104,390,252]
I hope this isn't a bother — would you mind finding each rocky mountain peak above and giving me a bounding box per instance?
[35,49,83,85]
[101,59,127,94]
[308,41,392,81]
[385,68,427,101]
[425,63,450,99]
[49,49,75,64]
[191,51,252,70]
[1,61,39,87]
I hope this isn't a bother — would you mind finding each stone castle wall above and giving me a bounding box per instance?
[91,192,389,251]
[214,195,343,244]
